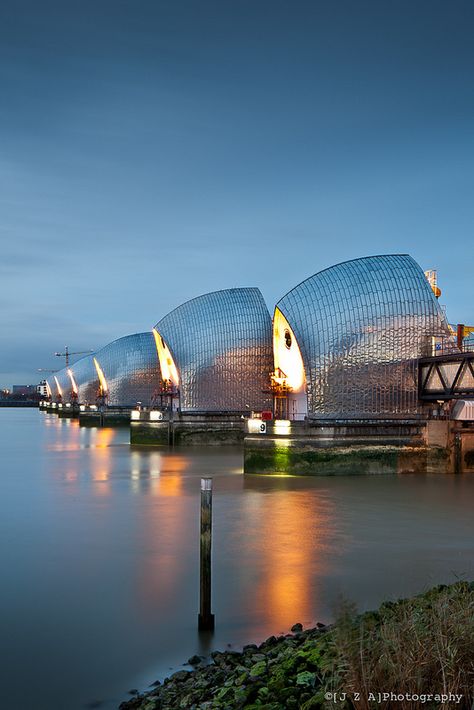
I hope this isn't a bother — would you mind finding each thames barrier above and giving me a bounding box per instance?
[39,254,474,474]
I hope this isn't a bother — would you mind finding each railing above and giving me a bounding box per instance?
[422,337,474,358]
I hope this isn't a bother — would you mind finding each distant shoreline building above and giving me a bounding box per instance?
[12,385,38,396]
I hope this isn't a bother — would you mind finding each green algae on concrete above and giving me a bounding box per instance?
[244,443,432,475]
[130,422,170,446]
[131,420,245,446]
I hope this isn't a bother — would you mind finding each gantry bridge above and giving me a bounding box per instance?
[418,350,474,401]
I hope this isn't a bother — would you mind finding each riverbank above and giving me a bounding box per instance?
[120,581,474,709]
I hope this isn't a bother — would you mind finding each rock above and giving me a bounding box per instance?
[233,686,250,704]
[243,643,258,653]
[265,635,277,645]
[234,670,249,686]
[170,670,190,683]
[210,650,225,661]
[316,622,326,629]
[296,670,316,686]
[249,660,267,678]
[210,651,232,668]
[214,685,234,702]
[128,689,139,695]
[291,623,303,633]
[187,654,202,666]
[148,680,161,687]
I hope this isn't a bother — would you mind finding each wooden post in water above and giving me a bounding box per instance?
[198,477,215,631]
[454,432,462,474]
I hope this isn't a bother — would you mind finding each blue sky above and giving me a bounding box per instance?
[1,0,473,385]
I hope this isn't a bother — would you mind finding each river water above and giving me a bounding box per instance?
[1,409,473,709]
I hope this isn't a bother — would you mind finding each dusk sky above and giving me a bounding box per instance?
[1,0,473,385]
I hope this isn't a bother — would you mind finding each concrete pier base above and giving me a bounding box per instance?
[57,405,80,419]
[78,408,131,427]
[40,403,59,414]
[244,419,474,475]
[38,403,474,471]
[130,412,246,446]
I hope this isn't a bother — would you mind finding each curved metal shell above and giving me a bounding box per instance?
[276,254,450,418]
[154,288,273,413]
[59,369,73,401]
[69,354,99,404]
[93,332,161,407]
[44,376,54,399]
[46,370,70,401]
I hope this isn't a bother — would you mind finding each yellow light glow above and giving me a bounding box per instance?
[45,381,52,398]
[93,357,108,394]
[67,368,78,394]
[53,376,63,398]
[152,328,179,386]
[274,419,291,434]
[273,308,306,391]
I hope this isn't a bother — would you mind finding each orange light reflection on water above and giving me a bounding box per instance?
[134,452,190,610]
[244,488,338,630]
[89,428,115,494]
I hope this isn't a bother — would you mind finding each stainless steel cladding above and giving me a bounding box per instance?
[45,369,69,401]
[69,354,99,404]
[93,332,161,407]
[154,288,273,413]
[45,371,64,401]
[276,254,451,418]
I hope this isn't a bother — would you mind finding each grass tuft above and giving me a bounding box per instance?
[321,582,474,709]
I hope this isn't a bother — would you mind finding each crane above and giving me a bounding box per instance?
[54,346,93,367]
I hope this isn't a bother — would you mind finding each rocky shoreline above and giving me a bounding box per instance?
[119,581,474,710]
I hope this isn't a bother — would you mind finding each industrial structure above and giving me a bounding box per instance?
[66,354,98,404]
[41,253,473,466]
[153,288,273,413]
[45,287,273,417]
[91,332,161,407]
[271,254,451,419]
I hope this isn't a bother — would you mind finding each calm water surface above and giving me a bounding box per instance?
[1,409,474,709]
